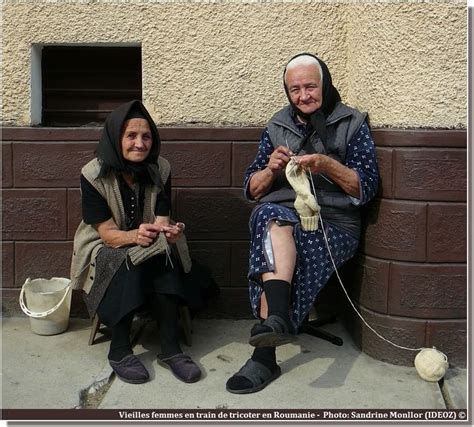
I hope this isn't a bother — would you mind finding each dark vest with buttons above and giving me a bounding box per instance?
[261,102,367,238]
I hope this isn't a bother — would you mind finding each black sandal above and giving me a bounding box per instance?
[226,359,281,394]
[248,314,297,348]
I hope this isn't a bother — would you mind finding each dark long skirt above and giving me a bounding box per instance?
[84,248,186,327]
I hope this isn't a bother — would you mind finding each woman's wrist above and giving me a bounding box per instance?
[131,229,139,245]
[318,154,331,174]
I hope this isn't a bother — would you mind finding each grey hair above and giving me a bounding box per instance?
[284,55,323,86]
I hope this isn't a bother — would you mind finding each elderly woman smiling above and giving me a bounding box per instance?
[226,53,379,394]
[70,100,201,385]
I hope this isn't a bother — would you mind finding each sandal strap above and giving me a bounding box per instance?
[264,314,295,335]
[236,359,273,387]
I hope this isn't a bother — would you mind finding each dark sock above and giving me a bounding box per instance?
[153,293,182,358]
[263,279,291,322]
[108,311,134,362]
[227,347,277,391]
[251,346,277,369]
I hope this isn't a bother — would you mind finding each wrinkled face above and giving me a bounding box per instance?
[285,63,323,117]
[121,118,153,162]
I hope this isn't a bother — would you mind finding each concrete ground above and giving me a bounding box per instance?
[1,316,469,424]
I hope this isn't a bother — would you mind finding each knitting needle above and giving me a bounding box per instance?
[285,137,334,184]
[152,214,175,269]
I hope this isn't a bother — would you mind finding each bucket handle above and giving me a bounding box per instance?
[19,278,71,319]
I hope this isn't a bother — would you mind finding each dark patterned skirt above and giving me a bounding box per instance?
[83,246,186,327]
[248,203,359,328]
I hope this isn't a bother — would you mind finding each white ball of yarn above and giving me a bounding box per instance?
[414,348,449,382]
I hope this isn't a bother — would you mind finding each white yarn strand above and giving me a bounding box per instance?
[303,167,423,353]
[285,146,447,380]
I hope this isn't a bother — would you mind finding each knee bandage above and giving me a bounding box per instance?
[285,158,320,231]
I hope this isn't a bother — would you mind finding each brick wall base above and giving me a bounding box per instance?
[1,126,467,367]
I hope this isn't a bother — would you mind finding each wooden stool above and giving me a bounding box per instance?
[88,305,193,347]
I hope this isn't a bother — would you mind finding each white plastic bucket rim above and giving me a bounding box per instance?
[19,277,72,335]
[19,277,71,318]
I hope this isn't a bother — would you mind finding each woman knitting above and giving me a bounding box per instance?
[70,100,201,384]
[226,53,379,394]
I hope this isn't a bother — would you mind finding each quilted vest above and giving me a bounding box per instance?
[262,102,367,237]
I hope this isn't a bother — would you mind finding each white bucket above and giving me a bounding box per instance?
[19,277,72,335]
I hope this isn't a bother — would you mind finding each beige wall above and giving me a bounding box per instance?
[1,0,467,128]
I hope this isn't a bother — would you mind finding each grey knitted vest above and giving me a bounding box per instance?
[262,102,367,237]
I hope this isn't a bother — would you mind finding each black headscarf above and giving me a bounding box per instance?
[96,100,162,187]
[283,53,341,145]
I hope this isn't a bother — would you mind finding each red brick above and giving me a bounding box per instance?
[232,142,260,187]
[160,127,262,142]
[186,241,231,288]
[175,189,254,240]
[12,142,96,187]
[171,189,178,217]
[1,289,23,315]
[2,127,102,142]
[350,255,390,314]
[393,148,466,201]
[389,263,466,319]
[2,143,13,187]
[2,189,67,240]
[15,242,73,288]
[230,241,250,287]
[426,320,467,368]
[361,199,427,262]
[427,203,466,262]
[70,289,90,318]
[160,142,231,187]
[372,129,466,148]
[2,242,14,288]
[2,126,263,142]
[67,189,82,239]
[375,147,392,198]
[343,305,426,366]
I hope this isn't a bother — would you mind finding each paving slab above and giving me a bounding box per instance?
[1,317,109,409]
[442,367,468,409]
[99,319,447,410]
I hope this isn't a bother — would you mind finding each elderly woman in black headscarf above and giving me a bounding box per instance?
[226,53,379,394]
[70,100,201,384]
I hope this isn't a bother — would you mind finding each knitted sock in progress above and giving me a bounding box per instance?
[285,158,320,231]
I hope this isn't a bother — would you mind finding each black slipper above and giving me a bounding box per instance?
[248,314,297,348]
[226,358,281,394]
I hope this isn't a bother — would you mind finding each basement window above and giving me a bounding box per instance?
[40,45,142,126]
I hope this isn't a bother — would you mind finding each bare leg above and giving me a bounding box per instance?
[259,222,296,319]
[227,222,296,394]
[262,222,297,282]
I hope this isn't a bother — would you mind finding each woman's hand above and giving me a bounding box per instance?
[249,146,294,200]
[161,223,185,244]
[135,223,161,247]
[267,146,293,175]
[151,215,185,244]
[295,153,361,198]
[296,154,328,174]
